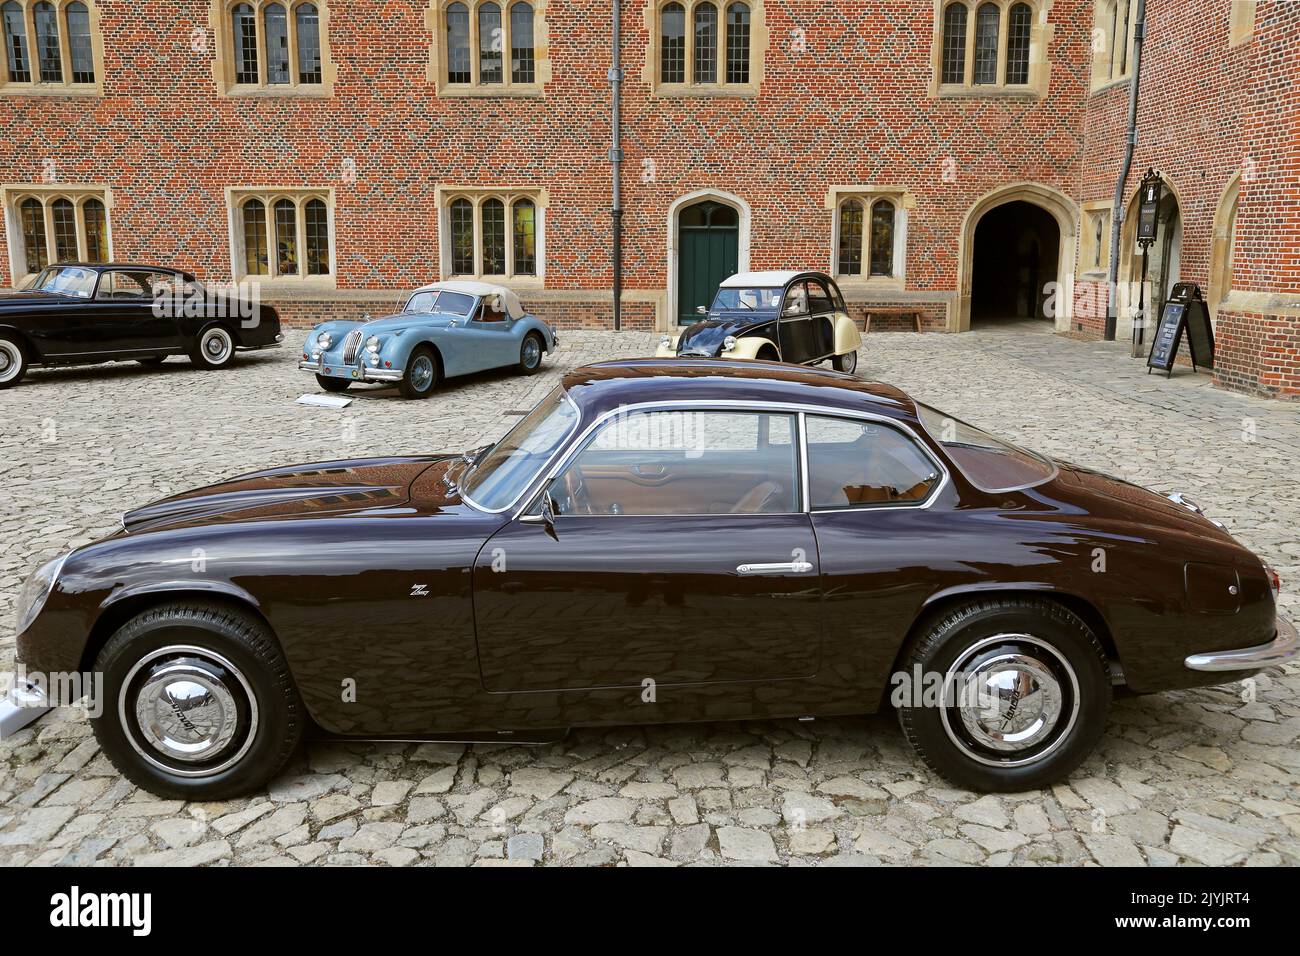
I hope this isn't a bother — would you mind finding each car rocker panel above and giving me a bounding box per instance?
[657,270,862,374]
[9,359,1294,798]
[299,280,558,398]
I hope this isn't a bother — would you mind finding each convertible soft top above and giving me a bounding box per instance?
[412,279,527,319]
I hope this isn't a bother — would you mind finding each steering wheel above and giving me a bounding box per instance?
[558,467,593,516]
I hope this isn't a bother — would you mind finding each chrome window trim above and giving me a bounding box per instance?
[506,398,951,521]
[802,410,947,513]
[460,389,582,514]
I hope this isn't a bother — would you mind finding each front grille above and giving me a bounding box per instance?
[342,330,364,364]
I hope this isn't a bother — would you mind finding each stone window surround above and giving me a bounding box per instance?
[1228,0,1255,48]
[641,0,767,98]
[426,0,550,97]
[1078,199,1112,277]
[225,186,336,286]
[435,185,547,288]
[929,0,1052,99]
[0,0,104,96]
[210,0,336,97]
[1089,0,1138,93]
[1,184,112,285]
[824,186,913,291]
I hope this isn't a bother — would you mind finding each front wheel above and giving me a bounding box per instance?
[189,325,236,370]
[316,374,351,393]
[89,602,304,800]
[517,332,544,375]
[0,334,27,389]
[832,350,858,375]
[399,345,439,399]
[896,597,1110,792]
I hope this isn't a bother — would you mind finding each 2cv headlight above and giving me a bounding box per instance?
[722,336,739,353]
[659,334,674,351]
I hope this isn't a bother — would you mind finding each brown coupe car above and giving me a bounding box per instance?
[9,360,1294,797]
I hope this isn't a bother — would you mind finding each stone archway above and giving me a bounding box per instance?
[666,189,751,331]
[956,183,1079,332]
[1116,173,1184,343]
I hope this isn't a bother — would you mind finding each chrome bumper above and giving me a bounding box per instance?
[1185,615,1298,672]
[298,361,403,383]
[0,679,51,739]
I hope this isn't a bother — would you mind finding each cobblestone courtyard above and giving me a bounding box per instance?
[1,323,1297,867]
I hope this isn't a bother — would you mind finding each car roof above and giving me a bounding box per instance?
[410,279,526,319]
[720,270,829,288]
[560,358,917,424]
[46,262,186,275]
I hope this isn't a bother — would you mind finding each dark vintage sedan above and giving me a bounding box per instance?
[657,270,863,374]
[8,360,1294,797]
[0,263,283,388]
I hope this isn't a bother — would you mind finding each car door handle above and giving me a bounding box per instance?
[736,561,814,576]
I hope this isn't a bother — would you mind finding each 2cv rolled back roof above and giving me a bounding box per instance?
[558,358,918,426]
[413,279,527,319]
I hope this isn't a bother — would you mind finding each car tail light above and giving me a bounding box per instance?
[1265,565,1281,602]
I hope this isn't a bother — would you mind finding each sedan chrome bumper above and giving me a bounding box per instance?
[1185,615,1298,672]
[0,679,51,739]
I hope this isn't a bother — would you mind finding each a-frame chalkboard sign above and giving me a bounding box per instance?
[1147,282,1215,377]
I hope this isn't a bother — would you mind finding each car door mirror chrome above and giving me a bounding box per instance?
[737,561,813,575]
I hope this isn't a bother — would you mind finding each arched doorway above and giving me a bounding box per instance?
[956,183,1078,332]
[675,199,740,325]
[970,201,1060,324]
[1117,176,1183,343]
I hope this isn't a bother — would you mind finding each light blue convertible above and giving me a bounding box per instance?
[298,280,559,399]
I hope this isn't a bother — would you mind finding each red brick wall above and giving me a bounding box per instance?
[1,1,1296,395]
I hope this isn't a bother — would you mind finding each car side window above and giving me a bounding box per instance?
[554,410,799,517]
[781,282,808,317]
[98,271,164,301]
[478,300,508,323]
[806,278,834,315]
[806,415,939,509]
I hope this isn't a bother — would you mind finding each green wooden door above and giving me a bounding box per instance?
[678,201,739,325]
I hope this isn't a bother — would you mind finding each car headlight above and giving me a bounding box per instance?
[722,336,738,353]
[366,336,381,353]
[659,334,674,351]
[316,331,333,349]
[16,553,68,637]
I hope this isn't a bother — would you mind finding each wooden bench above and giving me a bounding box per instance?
[863,308,923,334]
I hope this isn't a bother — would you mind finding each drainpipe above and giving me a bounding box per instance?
[610,0,624,331]
[1105,0,1147,341]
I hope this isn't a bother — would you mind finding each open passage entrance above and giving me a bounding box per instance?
[971,201,1060,324]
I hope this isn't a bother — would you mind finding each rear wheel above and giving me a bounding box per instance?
[0,335,27,388]
[90,602,303,800]
[316,374,351,393]
[832,350,858,374]
[517,332,544,375]
[399,345,439,399]
[190,325,236,370]
[896,598,1110,792]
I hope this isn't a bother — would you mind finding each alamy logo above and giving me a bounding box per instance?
[49,886,152,936]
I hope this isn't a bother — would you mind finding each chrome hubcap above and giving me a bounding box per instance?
[120,646,258,777]
[0,342,18,382]
[523,338,541,367]
[410,355,434,391]
[202,329,232,363]
[941,634,1079,768]
[842,351,857,373]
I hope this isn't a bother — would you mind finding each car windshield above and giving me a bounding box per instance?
[404,290,478,316]
[710,287,782,313]
[462,386,580,511]
[915,402,1057,493]
[30,266,98,298]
